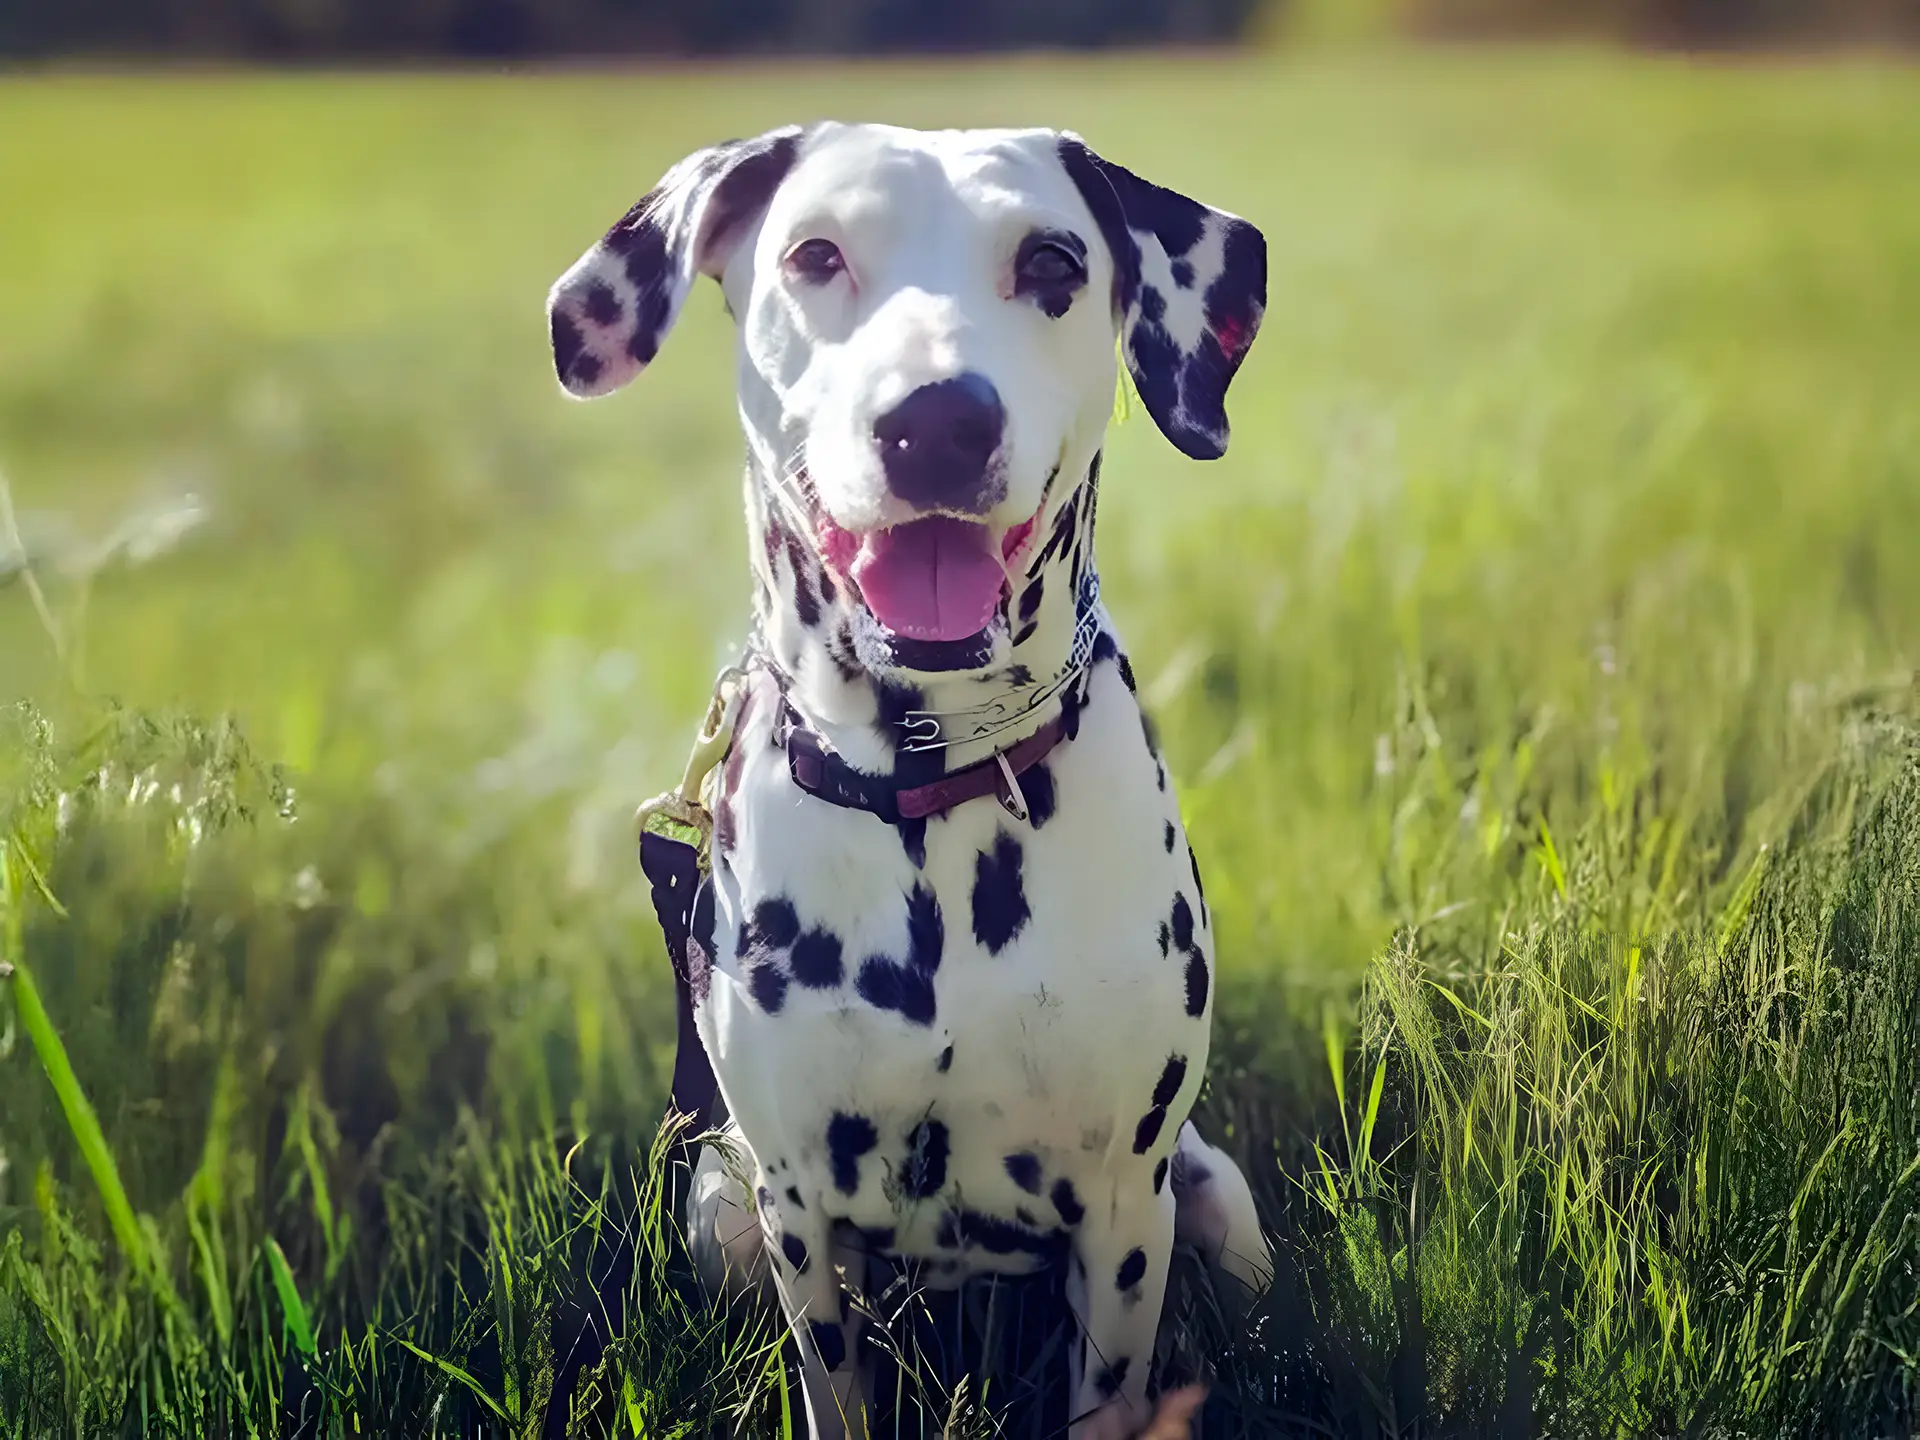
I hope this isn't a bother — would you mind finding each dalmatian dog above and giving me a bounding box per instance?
[548,123,1271,1439]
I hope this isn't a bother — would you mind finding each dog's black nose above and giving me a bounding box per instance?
[873,373,1006,513]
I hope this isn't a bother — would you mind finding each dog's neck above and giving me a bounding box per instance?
[743,454,1105,788]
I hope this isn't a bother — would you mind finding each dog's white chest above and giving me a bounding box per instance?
[694,655,1213,1264]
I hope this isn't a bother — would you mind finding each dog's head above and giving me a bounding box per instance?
[549,123,1264,679]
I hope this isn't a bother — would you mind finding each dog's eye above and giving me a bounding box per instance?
[1020,243,1082,286]
[1013,232,1088,316]
[785,238,846,285]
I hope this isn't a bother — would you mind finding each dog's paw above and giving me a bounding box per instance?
[1072,1385,1206,1440]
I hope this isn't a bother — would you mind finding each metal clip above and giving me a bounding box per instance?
[635,665,748,871]
[995,751,1029,823]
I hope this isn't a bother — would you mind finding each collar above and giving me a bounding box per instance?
[773,695,1069,825]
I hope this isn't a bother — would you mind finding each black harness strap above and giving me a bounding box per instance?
[639,828,720,1132]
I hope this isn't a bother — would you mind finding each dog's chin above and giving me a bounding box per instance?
[850,605,1010,676]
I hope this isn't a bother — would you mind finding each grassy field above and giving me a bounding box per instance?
[3,49,1920,1437]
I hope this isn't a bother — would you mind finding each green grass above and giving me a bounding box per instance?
[3,49,1920,1437]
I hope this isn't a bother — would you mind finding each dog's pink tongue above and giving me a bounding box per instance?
[851,517,1004,642]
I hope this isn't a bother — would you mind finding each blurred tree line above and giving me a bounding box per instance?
[1,0,1911,57]
[0,0,1257,59]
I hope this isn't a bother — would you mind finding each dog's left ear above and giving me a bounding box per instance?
[548,126,806,399]
[1058,134,1266,461]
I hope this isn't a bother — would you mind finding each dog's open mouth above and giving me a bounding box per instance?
[820,510,1039,662]
[852,518,1003,642]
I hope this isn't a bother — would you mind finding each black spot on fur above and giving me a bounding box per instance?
[855,956,937,1027]
[854,955,899,1012]
[624,285,670,369]
[1004,1153,1043,1195]
[748,962,788,1013]
[752,896,800,950]
[789,928,844,989]
[1164,820,1176,853]
[1090,630,1118,666]
[1021,762,1057,829]
[1051,1177,1085,1225]
[901,1119,950,1199]
[900,818,928,869]
[1152,1054,1189,1108]
[827,1112,878,1195]
[784,532,820,627]
[829,621,862,684]
[1095,1356,1131,1399]
[1141,710,1161,758]
[936,1208,1068,1261]
[582,280,621,327]
[780,1231,810,1275]
[937,1044,954,1073]
[1117,653,1138,692]
[1006,663,1033,686]
[550,311,589,386]
[785,1186,804,1210]
[1139,286,1167,324]
[875,678,939,868]
[757,1185,776,1213]
[1171,893,1195,953]
[1153,1156,1169,1193]
[1116,1248,1147,1291]
[1133,1105,1167,1155]
[761,512,788,574]
[1039,492,1079,571]
[907,884,944,972]
[809,1319,846,1372]
[971,830,1031,955]
[1158,921,1171,957]
[817,567,837,603]
[1186,951,1210,1017]
[1156,760,1167,792]
[1060,677,1087,743]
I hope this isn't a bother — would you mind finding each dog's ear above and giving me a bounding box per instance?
[548,126,806,398]
[1057,134,1266,461]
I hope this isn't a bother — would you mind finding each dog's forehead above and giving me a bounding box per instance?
[777,124,1086,227]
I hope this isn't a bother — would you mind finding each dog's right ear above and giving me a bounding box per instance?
[547,126,806,399]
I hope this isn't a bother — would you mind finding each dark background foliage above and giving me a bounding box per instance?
[1,0,1913,61]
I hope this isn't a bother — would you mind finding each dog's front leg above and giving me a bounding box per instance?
[756,1181,867,1439]
[1066,1180,1178,1439]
